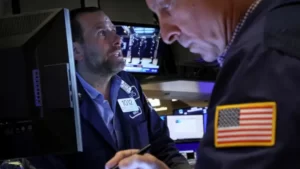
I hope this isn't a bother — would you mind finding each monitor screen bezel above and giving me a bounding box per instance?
[113,21,162,75]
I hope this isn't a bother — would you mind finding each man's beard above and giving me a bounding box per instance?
[84,53,125,76]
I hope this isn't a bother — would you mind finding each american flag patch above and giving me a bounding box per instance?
[214,102,276,148]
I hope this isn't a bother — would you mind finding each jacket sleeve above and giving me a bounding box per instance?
[196,3,300,169]
[132,78,191,169]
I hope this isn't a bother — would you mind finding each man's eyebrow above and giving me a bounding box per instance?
[153,0,176,10]
[92,22,115,31]
[93,22,106,28]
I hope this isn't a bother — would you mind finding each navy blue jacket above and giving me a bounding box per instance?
[197,0,300,168]
[30,71,189,169]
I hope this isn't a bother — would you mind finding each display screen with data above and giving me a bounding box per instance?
[167,115,204,141]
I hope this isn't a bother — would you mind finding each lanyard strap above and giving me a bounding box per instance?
[120,80,131,94]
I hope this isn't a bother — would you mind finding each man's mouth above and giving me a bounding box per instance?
[110,50,122,58]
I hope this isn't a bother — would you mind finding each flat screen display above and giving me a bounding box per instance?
[115,23,161,74]
[167,115,204,141]
[173,107,208,133]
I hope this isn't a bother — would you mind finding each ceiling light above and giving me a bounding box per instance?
[154,107,168,112]
[147,98,161,107]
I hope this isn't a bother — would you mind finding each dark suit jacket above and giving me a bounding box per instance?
[30,71,190,169]
[196,0,300,169]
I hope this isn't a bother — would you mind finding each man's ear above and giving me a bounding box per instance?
[73,42,84,61]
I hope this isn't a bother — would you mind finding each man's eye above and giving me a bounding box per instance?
[98,30,105,36]
[162,4,171,9]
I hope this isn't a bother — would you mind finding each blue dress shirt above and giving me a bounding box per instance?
[76,73,122,147]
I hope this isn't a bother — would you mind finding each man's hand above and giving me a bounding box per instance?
[105,149,170,169]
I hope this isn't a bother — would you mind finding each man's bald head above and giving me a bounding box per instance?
[145,0,256,62]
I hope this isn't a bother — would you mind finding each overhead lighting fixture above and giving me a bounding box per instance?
[147,98,161,107]
[154,107,168,112]
[172,99,178,102]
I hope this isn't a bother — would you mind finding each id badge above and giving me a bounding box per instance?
[118,98,139,113]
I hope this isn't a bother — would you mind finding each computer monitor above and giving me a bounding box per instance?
[166,115,204,142]
[114,22,163,74]
[173,107,208,115]
[0,8,82,160]
[173,107,208,133]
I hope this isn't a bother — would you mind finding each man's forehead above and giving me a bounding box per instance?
[78,11,112,27]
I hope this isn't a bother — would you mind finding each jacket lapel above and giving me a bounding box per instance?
[77,81,117,151]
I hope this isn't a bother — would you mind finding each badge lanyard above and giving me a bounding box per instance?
[120,80,131,95]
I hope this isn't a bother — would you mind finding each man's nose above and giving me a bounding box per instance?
[159,20,181,44]
[112,33,121,47]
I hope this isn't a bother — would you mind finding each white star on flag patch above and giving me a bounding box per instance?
[214,102,276,148]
